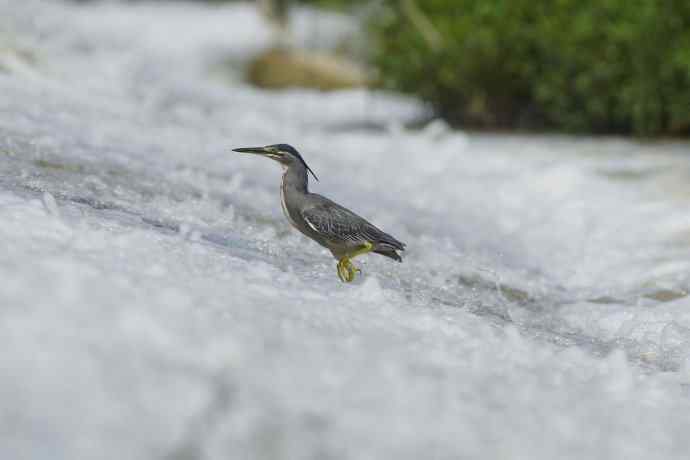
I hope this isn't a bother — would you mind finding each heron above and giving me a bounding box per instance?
[232,144,405,282]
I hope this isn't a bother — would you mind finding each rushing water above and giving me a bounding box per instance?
[2,1,690,459]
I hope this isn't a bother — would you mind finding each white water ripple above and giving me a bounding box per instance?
[2,1,690,459]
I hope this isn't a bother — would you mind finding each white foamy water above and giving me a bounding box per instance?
[2,1,690,459]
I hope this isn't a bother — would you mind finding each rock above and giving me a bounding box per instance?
[246,47,370,91]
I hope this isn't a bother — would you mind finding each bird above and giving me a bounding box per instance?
[232,144,405,282]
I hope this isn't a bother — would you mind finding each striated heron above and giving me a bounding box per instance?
[232,144,405,282]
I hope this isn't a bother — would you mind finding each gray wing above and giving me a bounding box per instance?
[301,202,370,245]
[301,198,405,251]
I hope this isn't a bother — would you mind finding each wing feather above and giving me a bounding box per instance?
[301,203,366,244]
[301,200,405,251]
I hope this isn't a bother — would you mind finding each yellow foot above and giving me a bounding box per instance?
[336,242,372,283]
[337,257,360,283]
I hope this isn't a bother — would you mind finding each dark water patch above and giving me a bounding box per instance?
[323,120,388,133]
[642,289,688,303]
[141,216,180,232]
[596,166,669,182]
[34,159,86,173]
[34,158,128,178]
[588,295,626,304]
[458,273,534,306]
[67,194,123,211]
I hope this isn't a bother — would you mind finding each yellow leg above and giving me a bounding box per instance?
[336,242,373,283]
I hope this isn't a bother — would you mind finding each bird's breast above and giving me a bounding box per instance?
[280,181,299,229]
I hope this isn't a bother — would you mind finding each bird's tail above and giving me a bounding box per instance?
[374,247,403,262]
[373,234,406,262]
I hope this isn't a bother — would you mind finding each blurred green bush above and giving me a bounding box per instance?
[368,0,690,135]
[356,0,690,136]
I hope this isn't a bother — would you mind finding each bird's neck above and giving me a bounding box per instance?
[280,165,308,228]
[281,164,309,196]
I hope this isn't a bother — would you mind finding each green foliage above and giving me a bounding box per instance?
[369,0,690,135]
[296,0,355,10]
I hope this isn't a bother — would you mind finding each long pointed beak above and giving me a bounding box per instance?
[232,146,270,155]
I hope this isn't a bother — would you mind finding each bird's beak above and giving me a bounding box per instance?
[232,146,271,155]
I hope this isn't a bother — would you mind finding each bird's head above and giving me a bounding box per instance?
[232,143,318,181]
